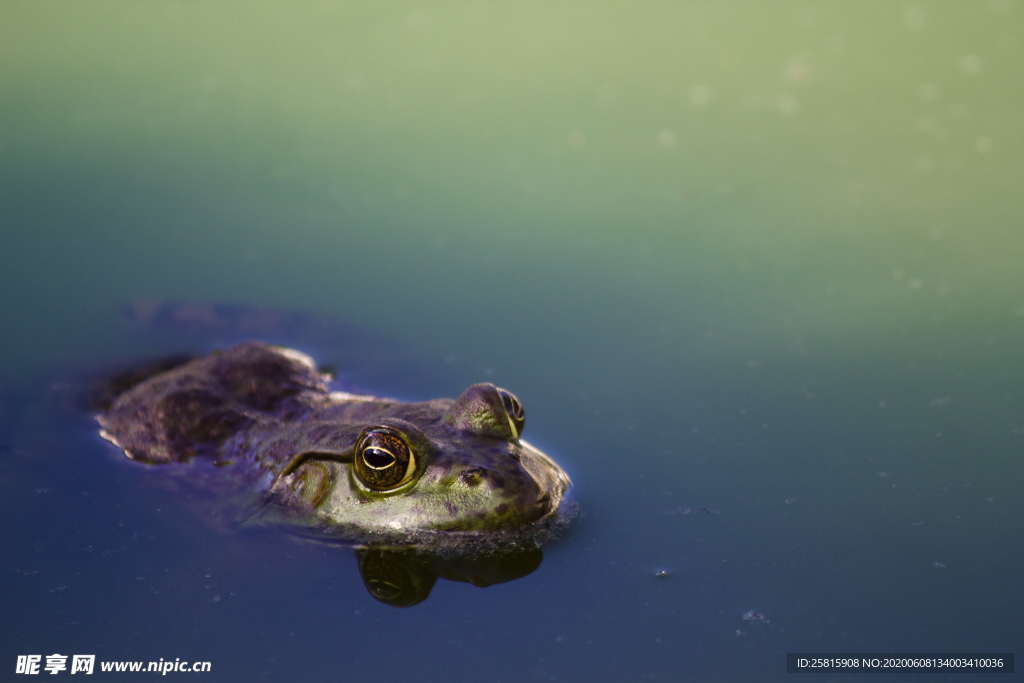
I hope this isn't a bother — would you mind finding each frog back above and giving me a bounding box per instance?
[97,343,329,464]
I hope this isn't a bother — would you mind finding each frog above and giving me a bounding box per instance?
[95,339,573,549]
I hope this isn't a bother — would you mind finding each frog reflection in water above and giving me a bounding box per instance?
[96,342,572,605]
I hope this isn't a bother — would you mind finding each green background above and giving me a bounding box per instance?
[2,2,1021,681]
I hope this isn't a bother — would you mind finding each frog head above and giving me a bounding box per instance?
[268,383,571,539]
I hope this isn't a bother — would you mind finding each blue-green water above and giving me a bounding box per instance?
[2,1,1022,681]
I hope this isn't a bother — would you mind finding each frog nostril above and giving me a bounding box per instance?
[460,468,486,486]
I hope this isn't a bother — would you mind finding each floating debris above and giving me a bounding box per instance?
[666,505,720,517]
[741,609,771,625]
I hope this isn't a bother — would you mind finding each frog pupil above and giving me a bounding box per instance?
[363,447,395,469]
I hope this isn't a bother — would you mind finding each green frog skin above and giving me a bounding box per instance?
[97,342,571,544]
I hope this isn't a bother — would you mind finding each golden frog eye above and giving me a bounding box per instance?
[497,387,525,438]
[353,427,417,491]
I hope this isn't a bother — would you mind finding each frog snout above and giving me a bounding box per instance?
[457,464,534,491]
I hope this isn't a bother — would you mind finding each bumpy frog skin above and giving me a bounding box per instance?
[96,342,571,545]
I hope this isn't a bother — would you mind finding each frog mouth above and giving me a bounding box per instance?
[518,440,571,519]
[516,494,554,526]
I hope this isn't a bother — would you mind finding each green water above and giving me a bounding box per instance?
[2,2,1022,681]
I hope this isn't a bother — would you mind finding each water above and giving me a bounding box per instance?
[2,1,1022,681]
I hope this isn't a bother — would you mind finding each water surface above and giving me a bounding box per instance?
[2,2,1022,681]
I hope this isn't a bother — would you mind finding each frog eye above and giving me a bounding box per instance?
[353,427,417,491]
[497,387,525,438]
[445,383,525,441]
